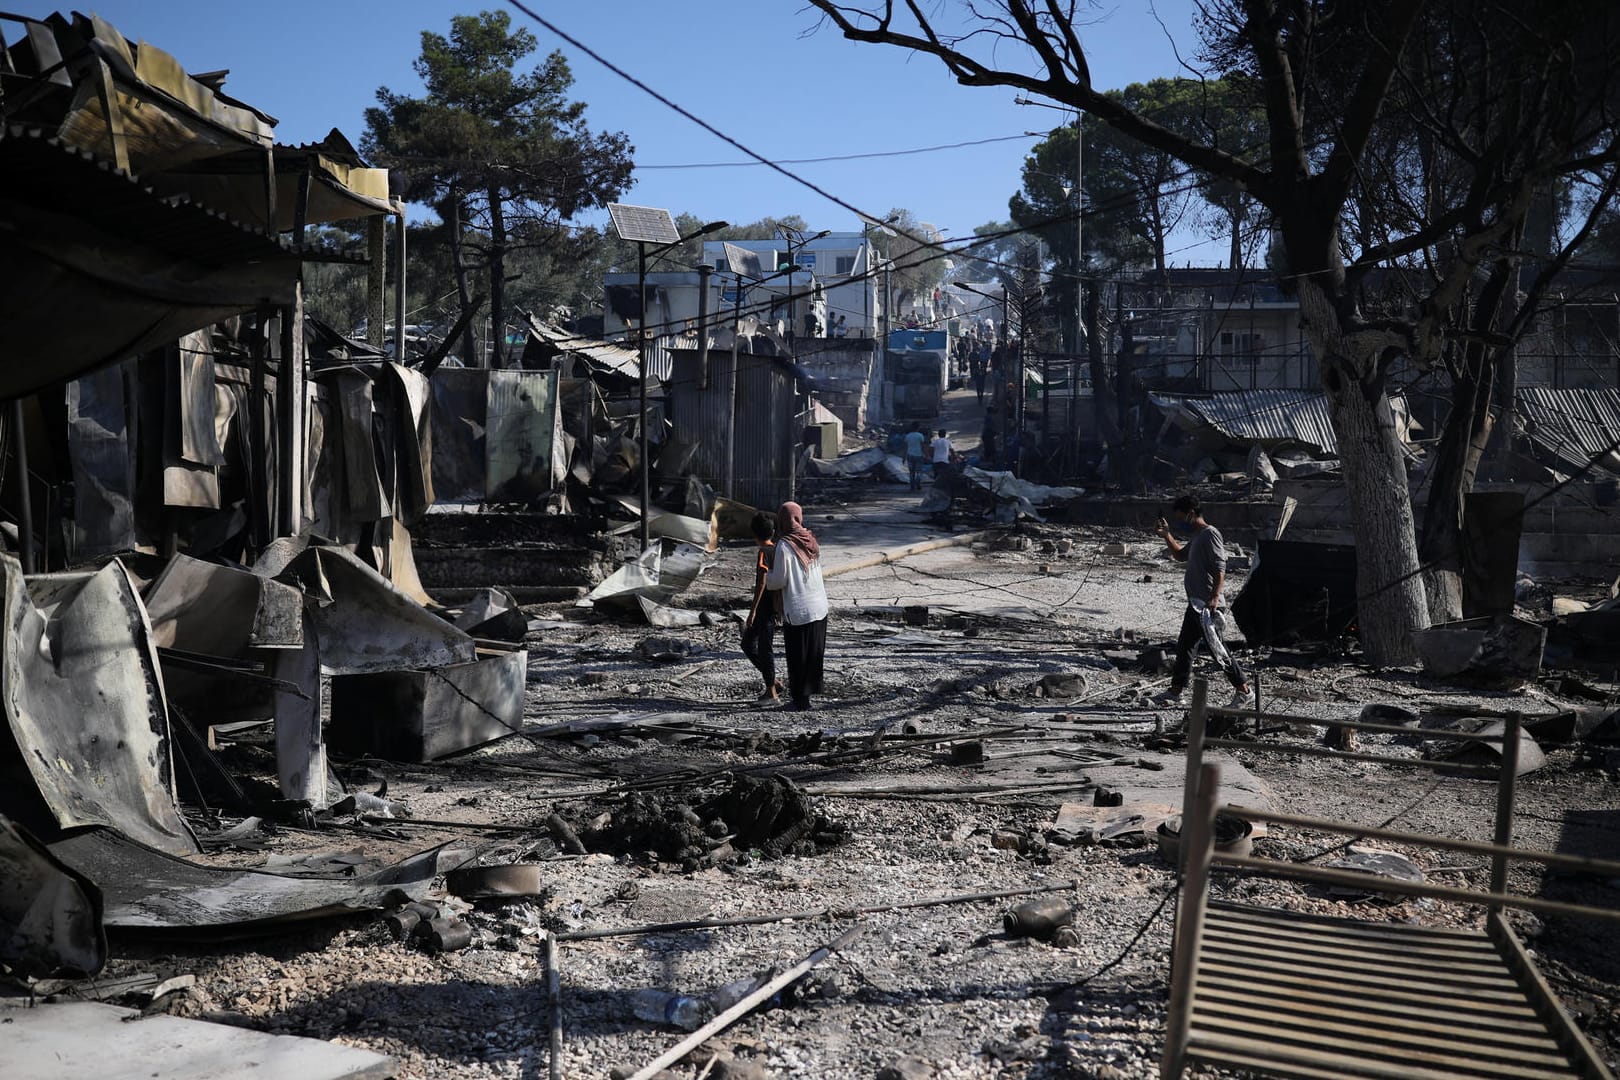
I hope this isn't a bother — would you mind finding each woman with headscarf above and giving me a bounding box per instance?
[764,501,828,710]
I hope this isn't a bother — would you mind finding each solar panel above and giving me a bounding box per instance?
[608,203,679,244]
[722,242,763,279]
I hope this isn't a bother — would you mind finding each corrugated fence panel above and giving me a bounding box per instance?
[668,351,732,495]
[732,355,792,511]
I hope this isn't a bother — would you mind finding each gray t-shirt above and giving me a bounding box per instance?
[1183,525,1226,603]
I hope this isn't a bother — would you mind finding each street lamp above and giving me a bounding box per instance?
[779,226,830,344]
[608,205,728,551]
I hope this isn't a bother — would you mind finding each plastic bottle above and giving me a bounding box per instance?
[631,988,713,1031]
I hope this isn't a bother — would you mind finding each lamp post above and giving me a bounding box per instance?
[723,261,800,499]
[628,218,728,551]
[780,227,830,345]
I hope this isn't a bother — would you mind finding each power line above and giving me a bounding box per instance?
[636,133,1042,169]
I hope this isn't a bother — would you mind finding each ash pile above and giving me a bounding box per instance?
[551,774,848,872]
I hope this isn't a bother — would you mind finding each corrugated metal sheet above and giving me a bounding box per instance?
[668,347,797,510]
[1150,389,1342,453]
[1516,386,1620,475]
[523,318,640,380]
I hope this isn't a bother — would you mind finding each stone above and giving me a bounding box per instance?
[1101,541,1131,556]
[1036,672,1089,698]
[877,1057,934,1080]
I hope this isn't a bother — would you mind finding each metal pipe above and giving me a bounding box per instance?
[278,284,303,537]
[696,263,712,390]
[725,274,741,498]
[393,210,408,364]
[637,241,650,551]
[1074,111,1084,356]
[1489,713,1521,908]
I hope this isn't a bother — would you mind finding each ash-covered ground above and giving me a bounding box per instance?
[101,491,1620,1080]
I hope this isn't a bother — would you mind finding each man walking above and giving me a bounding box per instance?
[903,426,926,490]
[1152,495,1254,710]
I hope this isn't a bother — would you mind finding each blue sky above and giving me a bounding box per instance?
[42,2,1214,257]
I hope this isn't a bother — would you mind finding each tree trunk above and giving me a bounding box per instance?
[1085,280,1122,449]
[446,190,481,367]
[1296,270,1428,666]
[1324,357,1430,665]
[1480,334,1518,480]
[1419,361,1494,624]
[1227,206,1243,271]
[1418,259,1516,622]
[487,185,507,369]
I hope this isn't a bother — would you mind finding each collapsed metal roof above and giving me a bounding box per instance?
[522,316,641,381]
[1149,389,1345,455]
[0,10,396,397]
[1516,386,1620,476]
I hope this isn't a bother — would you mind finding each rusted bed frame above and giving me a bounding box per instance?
[1162,677,1620,1080]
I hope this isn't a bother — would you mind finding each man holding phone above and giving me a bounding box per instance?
[1152,494,1254,710]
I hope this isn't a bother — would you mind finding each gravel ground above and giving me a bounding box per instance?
[71,498,1620,1080]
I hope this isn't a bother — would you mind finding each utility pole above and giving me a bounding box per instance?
[880,264,892,424]
[696,263,713,390]
[636,240,651,550]
[1074,111,1084,359]
[725,273,742,498]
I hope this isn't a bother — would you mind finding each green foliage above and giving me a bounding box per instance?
[362,10,633,359]
[868,208,948,305]
[364,11,630,220]
[952,220,1021,284]
[301,226,371,333]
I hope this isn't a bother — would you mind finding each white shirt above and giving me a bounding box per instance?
[931,436,953,463]
[764,542,829,626]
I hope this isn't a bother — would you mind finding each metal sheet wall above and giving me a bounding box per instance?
[485,370,562,501]
[667,348,796,510]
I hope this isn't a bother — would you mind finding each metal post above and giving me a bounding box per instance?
[250,311,272,550]
[278,282,305,537]
[725,273,742,498]
[861,229,870,338]
[880,265,892,422]
[696,263,713,390]
[1488,712,1522,910]
[1074,111,1084,357]
[11,400,34,573]
[637,241,651,551]
[785,235,796,348]
[393,210,408,363]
